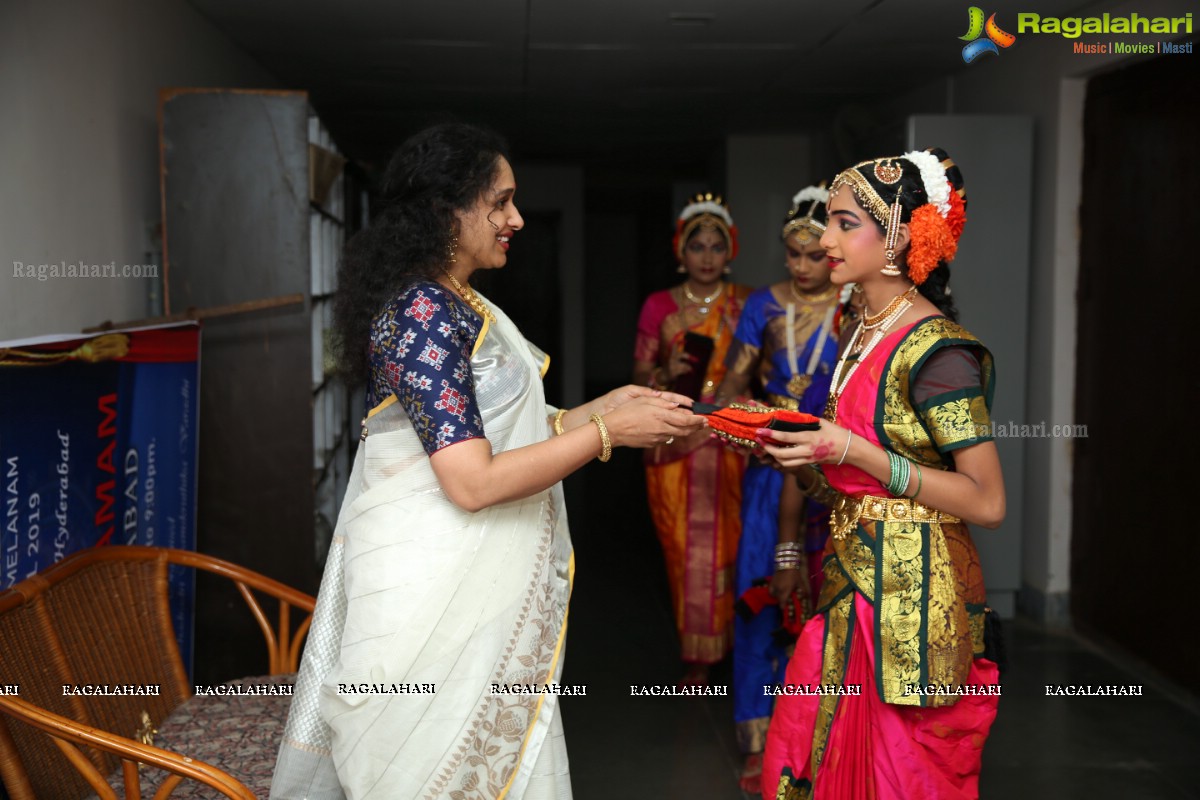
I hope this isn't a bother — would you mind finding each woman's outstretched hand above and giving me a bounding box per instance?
[600,391,707,449]
[596,384,695,414]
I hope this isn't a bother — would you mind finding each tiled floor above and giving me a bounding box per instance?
[557,451,1200,799]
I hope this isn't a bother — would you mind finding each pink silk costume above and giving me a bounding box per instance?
[635,283,751,664]
[762,316,1000,800]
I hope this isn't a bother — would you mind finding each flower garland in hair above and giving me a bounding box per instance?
[674,194,739,262]
[901,149,951,216]
[906,187,967,284]
[945,189,966,240]
[678,200,734,226]
[791,185,830,209]
[899,149,967,284]
[907,205,956,284]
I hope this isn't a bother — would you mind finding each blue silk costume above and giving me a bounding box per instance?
[724,284,840,754]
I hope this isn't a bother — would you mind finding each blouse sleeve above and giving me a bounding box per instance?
[911,345,994,454]
[369,286,486,455]
[634,291,672,364]
[724,289,765,374]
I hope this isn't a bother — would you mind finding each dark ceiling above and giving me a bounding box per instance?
[185,0,1090,171]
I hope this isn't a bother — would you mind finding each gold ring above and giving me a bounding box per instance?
[664,436,675,445]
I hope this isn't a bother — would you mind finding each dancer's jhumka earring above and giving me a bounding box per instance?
[880,195,904,277]
[873,160,904,277]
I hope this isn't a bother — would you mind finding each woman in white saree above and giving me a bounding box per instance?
[270,123,703,800]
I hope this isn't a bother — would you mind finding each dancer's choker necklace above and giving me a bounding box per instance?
[862,285,917,329]
[684,281,724,306]
[790,283,838,303]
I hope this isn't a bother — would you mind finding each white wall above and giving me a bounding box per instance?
[726,135,813,290]
[0,0,278,341]
[897,0,1189,622]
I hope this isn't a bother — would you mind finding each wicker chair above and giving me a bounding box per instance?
[0,545,314,799]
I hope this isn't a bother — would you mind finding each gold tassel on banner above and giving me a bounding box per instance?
[0,333,130,367]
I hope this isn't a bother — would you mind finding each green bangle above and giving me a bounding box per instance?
[886,451,911,497]
[909,462,923,500]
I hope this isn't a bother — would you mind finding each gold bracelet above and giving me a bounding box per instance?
[553,408,568,436]
[589,413,612,462]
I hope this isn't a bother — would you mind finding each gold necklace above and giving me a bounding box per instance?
[442,270,496,323]
[683,281,724,305]
[789,283,838,304]
[862,285,917,329]
[824,295,913,422]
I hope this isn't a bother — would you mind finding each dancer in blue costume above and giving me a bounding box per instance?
[713,186,844,794]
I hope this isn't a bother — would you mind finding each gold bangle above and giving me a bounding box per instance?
[589,413,612,463]
[553,408,568,436]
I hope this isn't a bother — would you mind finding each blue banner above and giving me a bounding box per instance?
[0,323,200,671]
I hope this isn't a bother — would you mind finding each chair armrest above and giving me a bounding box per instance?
[0,695,256,800]
[21,546,318,676]
[158,548,316,674]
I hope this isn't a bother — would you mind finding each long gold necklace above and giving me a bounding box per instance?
[683,281,725,314]
[862,284,917,329]
[442,270,496,323]
[824,290,913,422]
[789,283,838,304]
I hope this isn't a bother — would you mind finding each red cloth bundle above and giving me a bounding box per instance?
[735,579,808,639]
[691,402,820,449]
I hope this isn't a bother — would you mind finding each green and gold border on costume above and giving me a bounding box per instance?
[875,316,994,469]
[776,767,813,800]
[863,317,991,707]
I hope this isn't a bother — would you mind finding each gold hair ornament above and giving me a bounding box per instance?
[781,183,829,244]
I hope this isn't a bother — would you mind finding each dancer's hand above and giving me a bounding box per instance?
[662,345,697,383]
[769,568,809,627]
[757,420,850,472]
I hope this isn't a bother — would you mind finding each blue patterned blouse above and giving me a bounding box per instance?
[366,282,486,455]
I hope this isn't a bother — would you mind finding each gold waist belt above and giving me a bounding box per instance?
[765,392,800,411]
[831,493,960,540]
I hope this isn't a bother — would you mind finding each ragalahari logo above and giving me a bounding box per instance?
[960,7,1016,62]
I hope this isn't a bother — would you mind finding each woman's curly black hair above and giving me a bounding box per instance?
[332,122,509,385]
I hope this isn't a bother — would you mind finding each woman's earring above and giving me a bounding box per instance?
[880,196,903,277]
[677,263,687,274]
[723,266,732,275]
[447,232,458,265]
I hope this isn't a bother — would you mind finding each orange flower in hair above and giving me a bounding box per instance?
[906,204,957,285]
[946,190,967,241]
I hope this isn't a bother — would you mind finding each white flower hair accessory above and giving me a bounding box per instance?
[901,150,951,218]
[838,284,856,305]
[791,185,830,208]
[678,200,734,226]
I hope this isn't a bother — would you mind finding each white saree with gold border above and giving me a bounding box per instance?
[271,295,573,800]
